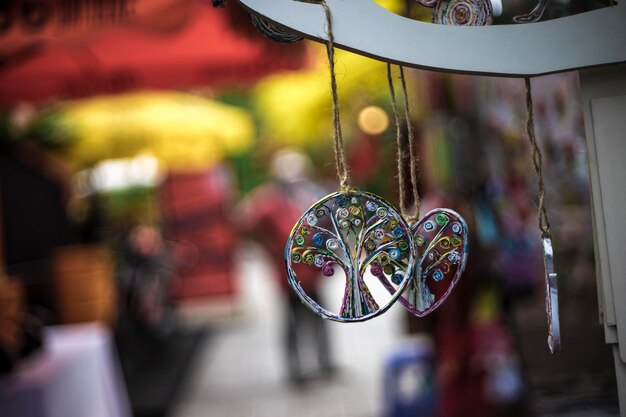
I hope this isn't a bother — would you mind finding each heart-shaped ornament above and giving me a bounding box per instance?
[399,208,469,317]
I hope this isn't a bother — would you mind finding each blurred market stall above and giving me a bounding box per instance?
[0,1,306,104]
[0,1,622,416]
[30,91,255,171]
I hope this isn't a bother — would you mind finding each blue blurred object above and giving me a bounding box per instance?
[383,338,436,417]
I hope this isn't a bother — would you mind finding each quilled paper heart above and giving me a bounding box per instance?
[285,191,416,322]
[399,208,469,317]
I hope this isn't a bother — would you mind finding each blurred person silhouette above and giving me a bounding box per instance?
[241,148,335,386]
[117,225,175,343]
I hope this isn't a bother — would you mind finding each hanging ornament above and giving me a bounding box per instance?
[386,64,469,316]
[413,0,502,26]
[283,1,415,322]
[286,191,416,321]
[249,13,303,43]
[406,209,469,315]
[433,0,494,26]
[524,78,561,353]
[513,0,551,23]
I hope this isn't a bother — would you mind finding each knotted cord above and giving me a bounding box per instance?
[387,64,420,224]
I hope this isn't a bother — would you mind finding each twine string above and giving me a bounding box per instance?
[524,77,551,238]
[387,64,420,224]
[399,66,420,223]
[318,0,351,193]
[386,63,409,218]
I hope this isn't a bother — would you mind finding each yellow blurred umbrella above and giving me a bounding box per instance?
[38,91,255,171]
[253,0,429,148]
[254,47,390,147]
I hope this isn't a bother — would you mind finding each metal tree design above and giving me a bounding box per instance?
[286,191,416,322]
[404,208,469,316]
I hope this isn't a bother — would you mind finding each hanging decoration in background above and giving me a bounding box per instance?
[523,78,561,353]
[513,0,551,23]
[413,0,550,25]
[28,92,255,172]
[414,0,502,26]
[284,0,416,322]
[386,64,469,317]
[249,13,303,43]
[1,0,204,56]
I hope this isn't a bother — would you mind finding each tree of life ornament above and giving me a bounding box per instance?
[404,209,469,316]
[285,191,417,322]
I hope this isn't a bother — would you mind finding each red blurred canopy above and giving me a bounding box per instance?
[0,2,306,105]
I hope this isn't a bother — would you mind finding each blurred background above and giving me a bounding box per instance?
[0,0,619,417]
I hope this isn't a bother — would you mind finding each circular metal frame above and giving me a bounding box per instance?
[285,190,417,322]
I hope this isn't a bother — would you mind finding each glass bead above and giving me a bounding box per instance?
[326,239,339,250]
[312,233,324,247]
[432,269,444,281]
[322,261,335,276]
[391,273,404,285]
[349,205,361,216]
[303,251,315,265]
[448,251,461,263]
[338,208,350,218]
[370,262,383,277]
[336,195,348,207]
[379,253,390,265]
[424,220,436,232]
[366,201,378,211]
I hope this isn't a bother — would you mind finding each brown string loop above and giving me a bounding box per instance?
[399,66,420,223]
[387,64,420,224]
[524,77,551,239]
[387,63,409,217]
[317,0,351,193]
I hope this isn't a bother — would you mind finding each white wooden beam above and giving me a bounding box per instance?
[238,0,626,77]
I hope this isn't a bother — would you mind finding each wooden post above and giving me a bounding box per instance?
[579,64,626,413]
